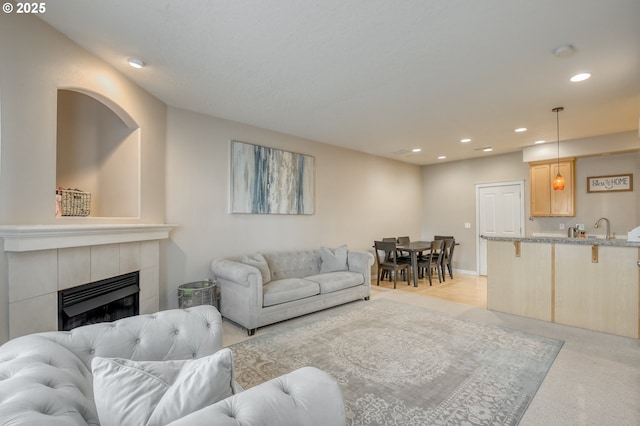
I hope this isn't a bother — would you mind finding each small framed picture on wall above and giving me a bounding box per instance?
[587,174,633,193]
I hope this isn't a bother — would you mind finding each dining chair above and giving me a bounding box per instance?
[417,239,445,285]
[380,237,397,281]
[397,236,410,245]
[396,236,411,262]
[441,238,455,280]
[434,236,455,280]
[374,240,410,289]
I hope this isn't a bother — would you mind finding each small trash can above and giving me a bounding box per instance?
[178,279,218,309]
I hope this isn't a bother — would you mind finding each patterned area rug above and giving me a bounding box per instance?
[230,299,563,425]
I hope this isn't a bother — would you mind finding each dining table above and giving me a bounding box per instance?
[395,241,431,287]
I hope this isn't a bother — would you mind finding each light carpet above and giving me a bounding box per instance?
[230,299,563,425]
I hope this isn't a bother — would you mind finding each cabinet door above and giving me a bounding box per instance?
[529,159,575,217]
[530,163,551,216]
[550,161,574,216]
[555,245,639,338]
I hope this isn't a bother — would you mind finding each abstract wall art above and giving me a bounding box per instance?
[230,140,315,214]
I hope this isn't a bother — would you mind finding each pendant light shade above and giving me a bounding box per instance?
[552,107,565,191]
[553,172,565,190]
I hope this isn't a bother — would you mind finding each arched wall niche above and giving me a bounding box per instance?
[56,88,141,218]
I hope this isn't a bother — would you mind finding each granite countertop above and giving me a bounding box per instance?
[481,235,640,247]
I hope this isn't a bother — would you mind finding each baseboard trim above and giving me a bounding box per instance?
[455,268,479,276]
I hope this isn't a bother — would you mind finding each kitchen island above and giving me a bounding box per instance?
[483,235,640,338]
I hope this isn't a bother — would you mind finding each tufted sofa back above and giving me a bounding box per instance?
[264,249,322,280]
[0,305,223,425]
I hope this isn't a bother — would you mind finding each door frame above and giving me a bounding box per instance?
[475,180,525,275]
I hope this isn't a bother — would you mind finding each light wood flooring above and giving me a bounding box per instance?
[372,271,487,308]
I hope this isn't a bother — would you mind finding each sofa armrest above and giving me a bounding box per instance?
[166,366,346,426]
[348,250,374,279]
[211,258,264,332]
[211,259,263,288]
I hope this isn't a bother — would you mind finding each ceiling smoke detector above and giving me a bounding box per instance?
[553,44,576,58]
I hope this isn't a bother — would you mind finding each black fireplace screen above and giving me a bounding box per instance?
[58,271,140,331]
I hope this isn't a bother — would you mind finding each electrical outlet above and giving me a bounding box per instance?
[576,223,585,230]
[464,223,471,229]
[559,223,565,230]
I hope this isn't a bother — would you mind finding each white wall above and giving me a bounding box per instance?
[164,107,423,309]
[423,148,640,274]
[0,12,166,225]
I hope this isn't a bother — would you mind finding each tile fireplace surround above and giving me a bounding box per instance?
[0,224,174,339]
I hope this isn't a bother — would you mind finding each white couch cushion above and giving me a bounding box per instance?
[91,348,234,426]
[306,271,364,294]
[263,278,320,307]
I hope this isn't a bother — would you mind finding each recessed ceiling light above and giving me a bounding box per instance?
[438,155,446,160]
[460,138,472,143]
[534,140,546,144]
[412,148,422,153]
[570,72,591,82]
[514,127,527,133]
[482,147,493,152]
[127,57,146,69]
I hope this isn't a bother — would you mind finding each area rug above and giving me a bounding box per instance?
[229,299,563,425]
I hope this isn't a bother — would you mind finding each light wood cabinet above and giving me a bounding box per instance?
[529,159,575,217]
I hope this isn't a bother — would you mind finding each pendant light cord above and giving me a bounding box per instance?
[556,108,560,169]
[552,106,564,168]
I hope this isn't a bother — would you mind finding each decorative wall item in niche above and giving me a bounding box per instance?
[587,174,633,193]
[56,187,91,216]
[230,140,315,214]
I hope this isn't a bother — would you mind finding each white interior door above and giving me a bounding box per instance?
[476,181,524,275]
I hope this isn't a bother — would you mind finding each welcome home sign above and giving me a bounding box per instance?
[587,174,633,193]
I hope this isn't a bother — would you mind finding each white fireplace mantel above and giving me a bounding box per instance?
[0,224,176,252]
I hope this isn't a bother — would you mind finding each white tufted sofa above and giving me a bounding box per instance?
[0,305,346,425]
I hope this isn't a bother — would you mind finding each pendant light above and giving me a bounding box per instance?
[552,107,565,190]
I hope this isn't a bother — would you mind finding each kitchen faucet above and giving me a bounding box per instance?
[594,217,611,240]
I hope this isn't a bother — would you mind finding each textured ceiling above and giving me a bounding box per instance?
[38,0,640,165]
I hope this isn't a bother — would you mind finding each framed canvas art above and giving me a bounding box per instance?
[230,140,315,214]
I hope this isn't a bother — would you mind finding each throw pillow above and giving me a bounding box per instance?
[320,244,348,273]
[91,348,235,426]
[242,252,271,284]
